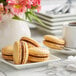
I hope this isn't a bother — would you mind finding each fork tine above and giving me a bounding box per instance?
[62,5,70,13]
[46,0,71,14]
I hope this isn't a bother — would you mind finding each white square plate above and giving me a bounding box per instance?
[35,12,76,19]
[0,53,61,69]
[36,13,76,22]
[51,49,76,55]
[36,26,62,35]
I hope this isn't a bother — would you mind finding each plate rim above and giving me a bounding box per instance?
[50,49,76,55]
[0,54,61,69]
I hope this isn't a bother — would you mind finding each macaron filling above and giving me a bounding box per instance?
[45,40,64,45]
[2,54,12,56]
[21,40,38,47]
[29,54,48,58]
[2,55,13,61]
[21,42,24,64]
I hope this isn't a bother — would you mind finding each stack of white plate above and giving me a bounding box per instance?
[33,12,76,36]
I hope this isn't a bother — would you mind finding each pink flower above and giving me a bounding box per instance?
[0,15,1,19]
[5,0,41,16]
[0,0,41,21]
[31,0,41,12]
[4,6,8,14]
[32,0,40,6]
[0,3,4,14]
[25,0,41,10]
[0,3,4,21]
[37,5,41,12]
[11,4,26,15]
[7,0,27,5]
[6,0,16,5]
[7,0,27,15]
[7,0,41,11]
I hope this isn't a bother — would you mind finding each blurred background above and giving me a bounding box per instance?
[41,0,76,13]
[29,0,76,46]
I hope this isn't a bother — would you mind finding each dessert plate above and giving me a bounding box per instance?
[37,13,76,22]
[35,12,76,18]
[51,48,76,55]
[36,26,62,35]
[34,21,63,30]
[0,53,61,69]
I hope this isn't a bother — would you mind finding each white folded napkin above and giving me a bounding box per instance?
[66,56,76,71]
[47,56,76,76]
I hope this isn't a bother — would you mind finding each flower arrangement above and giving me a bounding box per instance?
[0,0,41,22]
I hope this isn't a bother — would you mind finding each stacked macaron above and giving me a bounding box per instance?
[2,46,13,61]
[2,36,50,65]
[20,37,50,63]
[43,35,65,50]
[28,47,50,62]
[20,36,40,48]
[13,41,29,64]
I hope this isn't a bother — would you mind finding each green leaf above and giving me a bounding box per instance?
[13,10,45,27]
[25,11,33,22]
[12,15,24,21]
[25,12,28,19]
[32,15,46,27]
[0,0,5,2]
[0,0,7,6]
[28,14,32,22]
[31,5,38,10]
[25,9,46,27]
[28,12,46,27]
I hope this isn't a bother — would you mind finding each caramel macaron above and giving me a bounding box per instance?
[43,35,65,50]
[20,36,40,48]
[28,47,50,62]
[2,46,13,61]
[13,41,29,64]
[2,55,13,61]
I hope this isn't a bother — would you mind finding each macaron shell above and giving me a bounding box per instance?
[43,40,64,50]
[28,56,49,62]
[21,41,28,64]
[20,36,40,47]
[13,41,22,64]
[29,47,50,57]
[44,35,65,45]
[2,55,13,61]
[2,46,13,55]
[27,42,37,48]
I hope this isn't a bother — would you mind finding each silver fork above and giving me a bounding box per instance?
[62,0,71,14]
[46,0,71,14]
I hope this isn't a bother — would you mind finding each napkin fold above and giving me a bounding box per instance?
[47,56,76,76]
[66,56,76,72]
